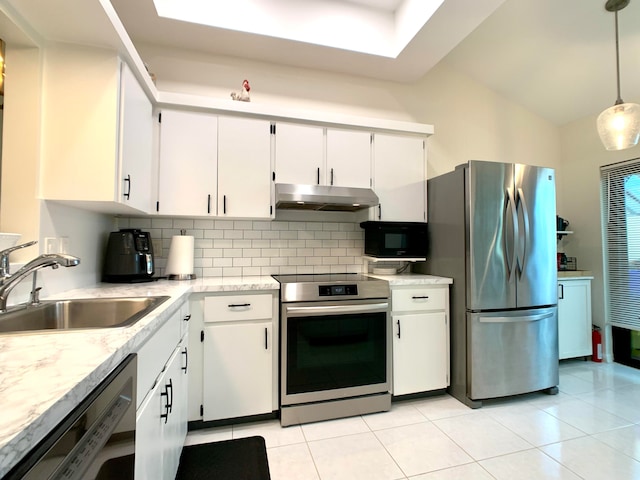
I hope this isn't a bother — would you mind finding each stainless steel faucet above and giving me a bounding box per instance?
[0,241,80,312]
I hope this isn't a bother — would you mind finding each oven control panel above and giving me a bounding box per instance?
[318,284,358,296]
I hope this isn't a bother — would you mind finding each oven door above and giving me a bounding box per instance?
[281,299,391,406]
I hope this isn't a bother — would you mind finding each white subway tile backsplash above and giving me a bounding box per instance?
[232,239,252,248]
[223,230,243,239]
[213,240,233,248]
[252,221,271,230]
[126,218,364,277]
[215,220,234,230]
[261,231,280,240]
[194,219,215,229]
[243,230,262,240]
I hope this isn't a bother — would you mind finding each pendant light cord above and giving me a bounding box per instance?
[614,10,623,105]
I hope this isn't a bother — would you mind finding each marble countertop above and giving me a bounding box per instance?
[0,275,279,477]
[557,270,594,280]
[368,273,453,285]
[0,272,443,476]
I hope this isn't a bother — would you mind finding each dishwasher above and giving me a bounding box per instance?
[5,354,137,480]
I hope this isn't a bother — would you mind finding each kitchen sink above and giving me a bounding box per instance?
[0,296,170,334]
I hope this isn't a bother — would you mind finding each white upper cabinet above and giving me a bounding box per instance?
[274,123,324,185]
[157,109,218,216]
[373,133,426,222]
[326,129,371,188]
[274,123,372,188]
[119,62,154,213]
[217,116,273,219]
[40,45,153,214]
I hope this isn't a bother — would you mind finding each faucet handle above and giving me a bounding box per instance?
[0,240,38,277]
[0,240,38,256]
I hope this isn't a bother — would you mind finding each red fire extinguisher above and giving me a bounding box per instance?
[592,326,603,363]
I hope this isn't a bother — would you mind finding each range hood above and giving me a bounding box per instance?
[275,183,379,212]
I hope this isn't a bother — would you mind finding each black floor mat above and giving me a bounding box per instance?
[176,436,271,480]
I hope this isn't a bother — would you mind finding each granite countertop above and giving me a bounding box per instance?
[0,272,445,476]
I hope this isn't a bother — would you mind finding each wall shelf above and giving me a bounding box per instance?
[557,231,573,240]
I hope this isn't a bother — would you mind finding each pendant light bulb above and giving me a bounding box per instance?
[597,103,640,150]
[596,1,640,151]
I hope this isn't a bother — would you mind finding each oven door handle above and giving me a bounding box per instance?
[285,302,389,316]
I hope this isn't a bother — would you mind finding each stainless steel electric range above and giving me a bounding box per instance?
[272,273,391,426]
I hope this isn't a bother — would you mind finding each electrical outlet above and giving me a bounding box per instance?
[152,238,163,256]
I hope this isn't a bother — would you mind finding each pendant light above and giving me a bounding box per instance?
[596,0,640,151]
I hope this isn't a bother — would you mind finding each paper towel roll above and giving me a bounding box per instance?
[166,235,196,280]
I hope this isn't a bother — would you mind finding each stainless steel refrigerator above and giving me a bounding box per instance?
[415,160,558,408]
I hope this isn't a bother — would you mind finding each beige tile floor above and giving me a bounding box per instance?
[184,360,640,479]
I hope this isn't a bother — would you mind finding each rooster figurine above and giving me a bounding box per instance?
[231,79,251,102]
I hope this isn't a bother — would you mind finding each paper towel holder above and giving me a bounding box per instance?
[167,229,196,281]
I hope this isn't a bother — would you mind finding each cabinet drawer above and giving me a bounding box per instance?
[136,310,180,408]
[392,287,446,312]
[204,294,273,323]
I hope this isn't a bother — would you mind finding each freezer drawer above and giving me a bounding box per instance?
[468,307,558,400]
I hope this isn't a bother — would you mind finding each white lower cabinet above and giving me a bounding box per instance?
[135,302,189,480]
[198,293,278,422]
[202,321,272,420]
[558,277,593,360]
[391,285,450,396]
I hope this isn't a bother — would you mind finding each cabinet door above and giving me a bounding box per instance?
[119,62,153,213]
[392,312,448,395]
[157,109,218,216]
[274,123,325,185]
[558,280,592,359]
[218,116,272,218]
[135,367,168,480]
[162,345,186,480]
[202,321,272,421]
[326,129,371,188]
[373,133,426,222]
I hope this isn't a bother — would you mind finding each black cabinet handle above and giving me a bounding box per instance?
[317,167,320,185]
[397,319,401,339]
[182,347,188,373]
[378,205,382,220]
[330,168,334,186]
[183,314,191,322]
[223,195,227,214]
[207,194,211,214]
[160,389,169,423]
[123,175,131,200]
[228,303,251,308]
[412,296,430,300]
[559,284,564,299]
[265,327,268,350]
[167,378,173,413]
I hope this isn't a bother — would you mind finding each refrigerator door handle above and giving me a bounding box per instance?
[505,189,518,282]
[478,311,554,323]
[516,187,531,278]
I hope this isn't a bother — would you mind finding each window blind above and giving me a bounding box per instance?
[601,157,640,331]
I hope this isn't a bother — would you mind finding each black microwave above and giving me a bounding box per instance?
[360,221,427,259]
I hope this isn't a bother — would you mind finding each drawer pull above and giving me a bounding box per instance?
[412,296,430,300]
[228,303,251,308]
[397,319,401,338]
[265,327,268,350]
[183,314,191,322]
[182,347,188,373]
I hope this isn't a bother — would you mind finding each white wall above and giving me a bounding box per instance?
[139,43,562,177]
[560,114,640,358]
